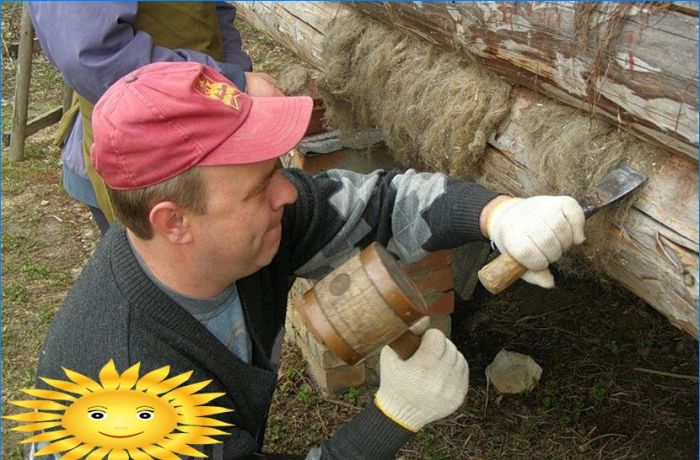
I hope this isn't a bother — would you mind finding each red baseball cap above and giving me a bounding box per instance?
[90,62,313,190]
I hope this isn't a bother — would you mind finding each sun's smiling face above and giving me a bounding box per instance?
[62,390,178,449]
[5,360,233,459]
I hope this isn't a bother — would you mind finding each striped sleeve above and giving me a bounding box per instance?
[281,168,498,278]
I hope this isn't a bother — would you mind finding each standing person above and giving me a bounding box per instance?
[29,2,282,235]
[33,62,585,459]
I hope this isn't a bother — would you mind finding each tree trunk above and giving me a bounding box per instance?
[235,2,698,337]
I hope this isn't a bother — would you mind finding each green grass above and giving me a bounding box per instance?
[0,36,91,454]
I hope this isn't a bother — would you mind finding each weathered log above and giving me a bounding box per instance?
[235,2,698,336]
[237,2,698,160]
[352,2,698,161]
[236,2,338,69]
[483,89,698,336]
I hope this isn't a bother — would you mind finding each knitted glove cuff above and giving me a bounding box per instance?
[485,197,522,242]
[375,391,426,433]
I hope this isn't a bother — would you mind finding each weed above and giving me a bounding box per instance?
[416,429,434,447]
[266,420,285,444]
[342,387,359,405]
[286,364,303,382]
[3,283,29,303]
[297,383,312,405]
[590,383,608,403]
[541,388,559,410]
[20,264,53,281]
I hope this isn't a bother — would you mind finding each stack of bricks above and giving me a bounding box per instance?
[285,249,455,395]
[284,144,457,395]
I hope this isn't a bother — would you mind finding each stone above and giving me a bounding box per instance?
[485,349,543,394]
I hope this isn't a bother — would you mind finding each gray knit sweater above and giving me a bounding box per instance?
[35,168,497,459]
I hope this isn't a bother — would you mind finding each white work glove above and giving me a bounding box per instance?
[487,196,585,288]
[375,329,469,432]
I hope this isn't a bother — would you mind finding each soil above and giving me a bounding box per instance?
[450,277,698,459]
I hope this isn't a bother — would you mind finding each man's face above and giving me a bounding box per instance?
[188,159,298,281]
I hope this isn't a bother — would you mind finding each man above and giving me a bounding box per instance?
[29,2,282,235]
[35,62,585,459]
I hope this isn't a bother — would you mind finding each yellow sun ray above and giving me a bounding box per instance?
[107,448,129,460]
[4,411,62,422]
[61,443,97,460]
[135,365,171,390]
[85,446,111,460]
[176,415,233,427]
[175,425,230,436]
[10,399,68,411]
[145,371,193,396]
[8,360,231,459]
[10,421,63,433]
[22,388,77,401]
[142,444,180,460]
[21,429,71,444]
[63,368,102,392]
[40,377,92,395]
[116,363,140,390]
[127,448,154,460]
[183,405,232,417]
[36,436,82,455]
[158,436,207,457]
[185,392,227,406]
[99,360,121,390]
[186,435,221,445]
[163,380,211,399]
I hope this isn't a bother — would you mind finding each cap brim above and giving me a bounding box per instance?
[199,95,313,166]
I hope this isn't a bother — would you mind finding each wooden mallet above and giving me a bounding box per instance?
[296,243,428,365]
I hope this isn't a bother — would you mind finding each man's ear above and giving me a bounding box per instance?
[149,202,193,244]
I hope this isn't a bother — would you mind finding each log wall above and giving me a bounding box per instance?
[354,2,699,161]
[235,2,699,337]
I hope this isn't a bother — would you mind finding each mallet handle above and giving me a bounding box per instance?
[389,330,422,360]
[477,253,528,294]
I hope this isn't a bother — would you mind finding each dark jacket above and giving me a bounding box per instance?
[36,168,497,459]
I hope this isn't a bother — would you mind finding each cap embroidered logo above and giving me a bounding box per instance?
[193,73,240,111]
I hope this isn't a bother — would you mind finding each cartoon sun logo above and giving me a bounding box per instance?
[4,360,232,459]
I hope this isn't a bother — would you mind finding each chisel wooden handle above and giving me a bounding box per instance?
[478,253,528,294]
[389,330,422,360]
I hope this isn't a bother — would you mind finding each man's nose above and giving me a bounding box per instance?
[270,174,298,210]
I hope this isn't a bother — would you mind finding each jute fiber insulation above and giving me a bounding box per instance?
[278,64,317,97]
[507,99,666,277]
[318,12,511,177]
